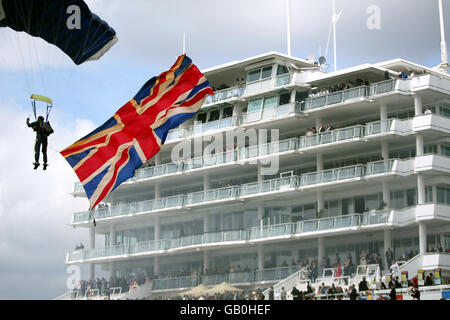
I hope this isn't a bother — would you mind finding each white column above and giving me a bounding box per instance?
[154,153,161,166]
[381,141,389,160]
[232,104,242,126]
[257,164,264,182]
[316,153,324,172]
[155,184,161,199]
[89,225,95,281]
[315,118,322,131]
[318,237,325,275]
[317,191,324,215]
[204,214,210,233]
[384,229,392,270]
[154,256,160,276]
[414,95,423,116]
[416,134,424,156]
[382,181,390,208]
[155,217,161,241]
[109,224,116,278]
[204,251,210,273]
[154,217,161,276]
[380,102,388,121]
[258,245,264,270]
[204,175,211,191]
[419,222,427,254]
[417,174,425,205]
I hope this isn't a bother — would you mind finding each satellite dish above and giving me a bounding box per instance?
[306,54,316,62]
[319,56,327,65]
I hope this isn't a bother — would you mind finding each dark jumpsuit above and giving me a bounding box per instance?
[27,118,49,164]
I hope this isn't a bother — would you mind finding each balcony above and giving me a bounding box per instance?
[66,210,393,264]
[300,79,397,112]
[245,73,293,97]
[71,159,407,225]
[202,86,245,106]
[239,101,302,125]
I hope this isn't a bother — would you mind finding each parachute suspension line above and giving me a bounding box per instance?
[31,36,48,96]
[31,99,36,120]
[74,14,95,64]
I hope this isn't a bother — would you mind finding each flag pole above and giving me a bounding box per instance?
[333,0,337,71]
[287,0,291,56]
[183,32,186,55]
[438,0,449,73]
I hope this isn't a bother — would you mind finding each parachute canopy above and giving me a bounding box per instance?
[0,0,117,65]
[31,94,53,121]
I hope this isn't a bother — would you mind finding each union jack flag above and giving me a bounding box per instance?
[61,55,214,209]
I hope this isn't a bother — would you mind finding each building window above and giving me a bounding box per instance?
[247,66,273,82]
[277,65,289,76]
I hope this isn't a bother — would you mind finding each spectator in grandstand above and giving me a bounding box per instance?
[358,277,369,292]
[389,284,397,300]
[268,286,274,300]
[349,284,357,300]
[291,286,301,300]
[310,261,318,283]
[437,242,443,252]
[427,243,435,252]
[326,123,335,131]
[425,273,434,286]
[424,106,432,115]
[411,285,420,300]
[394,276,402,289]
[318,123,326,133]
[280,287,287,300]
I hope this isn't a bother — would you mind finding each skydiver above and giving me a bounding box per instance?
[26,116,53,170]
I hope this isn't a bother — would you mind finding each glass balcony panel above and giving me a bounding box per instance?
[188,192,204,204]
[260,78,272,90]
[166,196,182,208]
[203,154,217,167]
[245,110,262,123]
[337,127,354,141]
[193,123,204,135]
[327,92,343,105]
[223,230,240,241]
[275,74,291,86]
[166,129,181,141]
[204,190,216,202]
[276,103,290,116]
[166,163,180,174]
[205,232,221,243]
[322,170,334,183]
[219,117,233,128]
[303,220,318,232]
[153,198,165,210]
[260,181,272,193]
[262,107,277,119]
[343,87,363,100]
[206,120,220,132]
[311,96,327,109]
[242,182,259,195]
[335,215,352,229]
[218,187,234,199]
[320,132,333,144]
[318,218,335,230]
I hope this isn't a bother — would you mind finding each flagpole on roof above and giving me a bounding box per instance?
[333,0,337,71]
[438,0,449,73]
[286,0,291,56]
[183,32,186,55]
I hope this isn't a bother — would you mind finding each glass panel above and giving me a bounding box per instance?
[247,69,261,82]
[263,96,278,109]
[248,98,263,112]
[261,66,273,79]
[437,187,446,204]
[277,65,289,75]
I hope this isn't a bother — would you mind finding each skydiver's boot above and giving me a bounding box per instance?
[33,162,40,170]
[43,162,48,170]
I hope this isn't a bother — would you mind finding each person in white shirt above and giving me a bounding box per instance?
[424,107,432,114]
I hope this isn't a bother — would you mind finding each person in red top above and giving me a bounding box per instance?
[411,276,418,288]
[336,264,342,278]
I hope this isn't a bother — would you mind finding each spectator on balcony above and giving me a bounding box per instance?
[349,284,357,300]
[427,244,435,253]
[306,128,313,136]
[280,287,287,300]
[318,123,326,133]
[268,286,274,300]
[326,123,334,131]
[310,261,318,283]
[389,284,397,300]
[358,277,369,292]
[437,242,443,252]
[425,273,434,286]
[311,127,317,134]
[335,264,342,278]
[385,248,394,268]
[424,107,432,115]
[394,276,402,289]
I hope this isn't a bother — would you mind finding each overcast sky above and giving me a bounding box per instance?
[0,0,448,299]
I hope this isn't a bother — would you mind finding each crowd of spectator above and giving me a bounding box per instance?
[307,78,371,99]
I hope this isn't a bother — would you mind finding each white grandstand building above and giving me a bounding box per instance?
[61,51,450,300]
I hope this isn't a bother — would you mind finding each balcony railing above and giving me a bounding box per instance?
[299,125,364,148]
[300,79,398,112]
[72,160,402,224]
[67,211,391,263]
[203,86,245,106]
[239,102,301,124]
[245,73,293,96]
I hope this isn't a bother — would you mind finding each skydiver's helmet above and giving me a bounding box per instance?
[38,116,44,123]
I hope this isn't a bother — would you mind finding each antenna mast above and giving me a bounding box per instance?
[438,0,449,73]
[287,0,291,56]
[333,0,337,71]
